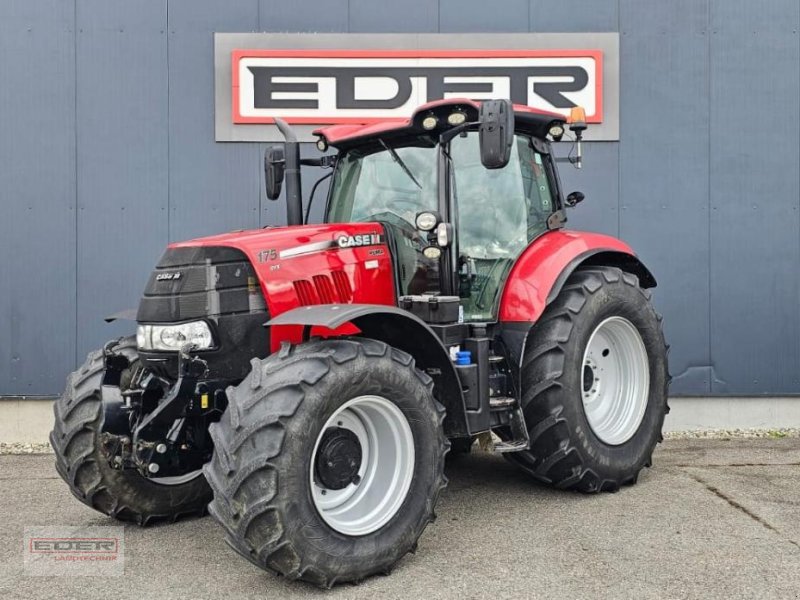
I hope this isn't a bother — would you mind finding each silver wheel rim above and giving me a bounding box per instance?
[581,316,650,445]
[310,395,415,536]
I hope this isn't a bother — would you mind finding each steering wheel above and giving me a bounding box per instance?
[385,197,424,213]
[360,209,418,234]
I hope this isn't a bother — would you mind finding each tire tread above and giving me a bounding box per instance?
[204,337,448,588]
[509,267,670,493]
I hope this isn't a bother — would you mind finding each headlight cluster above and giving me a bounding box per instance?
[137,321,214,351]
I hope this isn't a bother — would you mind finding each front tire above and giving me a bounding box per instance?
[507,267,669,492]
[203,338,448,588]
[50,337,212,524]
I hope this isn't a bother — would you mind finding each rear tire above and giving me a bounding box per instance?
[50,337,212,524]
[204,338,448,588]
[507,267,669,492]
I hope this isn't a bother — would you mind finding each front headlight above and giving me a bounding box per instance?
[136,321,214,351]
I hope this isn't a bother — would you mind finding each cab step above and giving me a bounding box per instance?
[489,396,516,409]
[492,402,530,453]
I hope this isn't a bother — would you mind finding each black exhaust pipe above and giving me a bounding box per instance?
[274,118,303,227]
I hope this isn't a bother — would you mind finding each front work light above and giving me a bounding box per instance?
[316,136,328,152]
[137,321,214,352]
[548,123,565,141]
[415,211,439,231]
[422,115,438,130]
[422,246,442,260]
[447,111,467,126]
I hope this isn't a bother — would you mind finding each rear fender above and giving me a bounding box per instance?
[268,305,469,437]
[496,230,656,386]
[498,230,655,323]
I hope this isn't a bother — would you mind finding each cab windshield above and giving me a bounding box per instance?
[326,141,438,230]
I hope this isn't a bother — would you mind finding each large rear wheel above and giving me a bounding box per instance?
[507,267,669,492]
[204,337,448,588]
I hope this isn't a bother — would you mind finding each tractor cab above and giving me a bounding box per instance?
[267,98,576,323]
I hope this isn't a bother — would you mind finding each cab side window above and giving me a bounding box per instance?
[451,133,557,321]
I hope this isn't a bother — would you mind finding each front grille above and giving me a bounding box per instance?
[137,246,267,323]
[136,246,270,381]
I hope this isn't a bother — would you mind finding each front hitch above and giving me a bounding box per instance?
[102,344,227,479]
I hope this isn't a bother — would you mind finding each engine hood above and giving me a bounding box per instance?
[168,222,397,320]
[172,223,385,258]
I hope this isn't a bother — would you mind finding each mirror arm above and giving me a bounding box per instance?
[439,121,476,144]
[300,156,337,168]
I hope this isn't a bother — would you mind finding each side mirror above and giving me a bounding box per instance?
[478,99,514,169]
[565,191,585,207]
[264,145,285,200]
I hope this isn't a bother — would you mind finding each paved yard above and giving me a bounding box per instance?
[1,438,799,599]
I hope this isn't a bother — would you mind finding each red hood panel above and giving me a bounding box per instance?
[170,223,397,321]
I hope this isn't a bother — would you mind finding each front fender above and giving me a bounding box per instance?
[268,304,470,437]
[498,230,655,323]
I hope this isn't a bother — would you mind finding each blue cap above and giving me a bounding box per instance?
[455,350,472,365]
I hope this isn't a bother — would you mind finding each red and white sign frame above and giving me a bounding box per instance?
[231,48,604,126]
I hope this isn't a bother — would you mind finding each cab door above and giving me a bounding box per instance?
[450,133,559,322]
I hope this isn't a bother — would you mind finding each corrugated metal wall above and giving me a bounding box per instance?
[1,0,798,396]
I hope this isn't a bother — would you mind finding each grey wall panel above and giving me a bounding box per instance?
[348,0,438,33]
[440,0,529,33]
[259,0,348,32]
[0,0,76,394]
[529,0,618,32]
[556,142,619,238]
[619,0,711,393]
[708,0,800,394]
[167,0,257,33]
[3,0,800,397]
[168,0,261,243]
[711,0,798,34]
[620,0,707,35]
[75,0,169,356]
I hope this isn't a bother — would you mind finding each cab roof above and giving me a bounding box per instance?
[313,98,566,150]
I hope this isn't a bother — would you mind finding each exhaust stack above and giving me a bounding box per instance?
[274,118,303,226]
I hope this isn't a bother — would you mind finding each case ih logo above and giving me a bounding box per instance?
[232,49,603,125]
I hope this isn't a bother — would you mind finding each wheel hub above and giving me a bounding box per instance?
[314,427,362,490]
[310,395,415,536]
[582,362,596,395]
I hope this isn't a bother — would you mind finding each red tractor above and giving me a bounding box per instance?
[52,99,668,587]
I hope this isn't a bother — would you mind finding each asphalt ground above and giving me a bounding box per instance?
[1,438,799,599]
